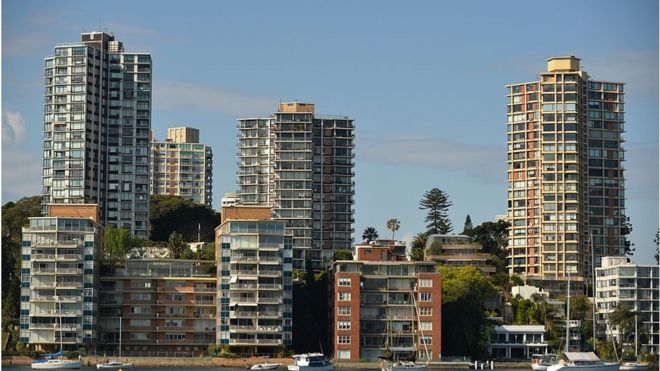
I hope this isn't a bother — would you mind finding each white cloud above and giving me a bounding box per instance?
[153,80,278,117]
[360,136,505,182]
[2,109,27,145]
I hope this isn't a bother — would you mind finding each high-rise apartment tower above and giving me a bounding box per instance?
[150,127,213,207]
[506,56,625,291]
[42,32,152,238]
[237,102,355,270]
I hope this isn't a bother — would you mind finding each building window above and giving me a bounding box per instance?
[338,336,351,344]
[419,321,432,331]
[337,350,351,359]
[337,321,351,330]
[338,306,351,315]
[420,336,432,345]
[418,279,433,288]
[420,293,432,302]
[338,278,351,286]
[419,307,432,316]
[338,292,351,301]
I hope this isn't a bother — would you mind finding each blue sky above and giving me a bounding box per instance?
[3,0,658,263]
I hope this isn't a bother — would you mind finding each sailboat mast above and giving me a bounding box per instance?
[119,317,122,357]
[59,300,63,353]
[590,232,597,352]
[634,314,638,359]
[564,274,570,353]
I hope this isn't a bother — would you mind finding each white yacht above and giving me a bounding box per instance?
[31,300,82,370]
[31,355,81,370]
[96,318,133,369]
[532,354,559,371]
[287,353,333,371]
[547,352,619,371]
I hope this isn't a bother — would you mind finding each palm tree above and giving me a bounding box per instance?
[386,218,400,240]
[362,227,379,243]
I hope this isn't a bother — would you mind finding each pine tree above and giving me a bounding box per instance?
[463,214,473,234]
[419,188,453,235]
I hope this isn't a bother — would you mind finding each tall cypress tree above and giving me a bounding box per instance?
[462,214,473,234]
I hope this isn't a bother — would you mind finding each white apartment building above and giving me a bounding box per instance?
[20,215,102,351]
[595,256,659,354]
[42,32,151,238]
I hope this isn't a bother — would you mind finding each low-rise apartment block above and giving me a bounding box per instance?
[487,325,548,359]
[150,127,213,207]
[425,234,496,275]
[354,240,407,261]
[331,256,442,362]
[97,259,217,357]
[595,256,659,354]
[215,219,293,355]
[20,204,102,351]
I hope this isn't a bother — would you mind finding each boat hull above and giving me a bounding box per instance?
[619,364,649,371]
[287,364,334,371]
[391,365,428,371]
[532,365,550,371]
[96,362,134,369]
[251,364,280,370]
[31,360,81,369]
[548,363,620,371]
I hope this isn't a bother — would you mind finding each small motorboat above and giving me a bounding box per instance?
[250,363,281,370]
[96,360,134,369]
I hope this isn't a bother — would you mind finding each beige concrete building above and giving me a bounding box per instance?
[506,56,625,293]
[150,127,213,208]
[425,234,496,275]
[237,102,355,270]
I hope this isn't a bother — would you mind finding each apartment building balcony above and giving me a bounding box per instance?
[257,270,281,277]
[29,309,83,317]
[230,325,282,333]
[229,311,282,319]
[256,297,282,304]
[229,338,282,345]
[31,295,82,302]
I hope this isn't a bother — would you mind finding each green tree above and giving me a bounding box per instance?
[654,228,659,264]
[419,188,453,235]
[150,195,220,242]
[362,227,379,243]
[409,233,427,261]
[464,220,510,273]
[386,218,400,240]
[2,196,42,334]
[622,216,634,256]
[438,265,497,358]
[167,231,186,259]
[104,225,139,260]
[463,214,473,234]
[334,249,353,261]
[608,304,635,351]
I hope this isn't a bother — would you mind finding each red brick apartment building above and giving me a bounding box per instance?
[331,245,442,362]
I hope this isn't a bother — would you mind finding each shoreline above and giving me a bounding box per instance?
[1,355,531,369]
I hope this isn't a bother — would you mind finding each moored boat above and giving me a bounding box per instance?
[31,357,81,370]
[96,360,134,369]
[547,352,620,371]
[250,362,281,370]
[287,353,333,371]
[619,362,649,371]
